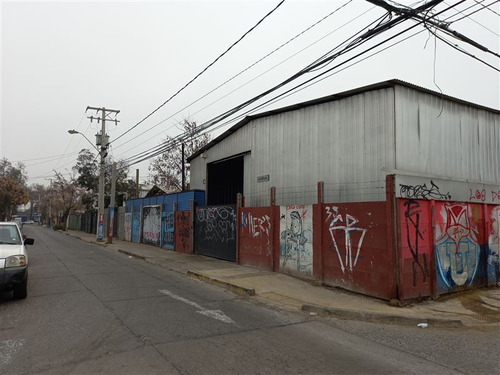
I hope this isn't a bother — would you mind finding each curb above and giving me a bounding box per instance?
[187,270,256,296]
[302,304,463,327]
[117,249,147,260]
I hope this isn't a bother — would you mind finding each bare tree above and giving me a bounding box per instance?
[148,120,210,191]
[51,172,83,229]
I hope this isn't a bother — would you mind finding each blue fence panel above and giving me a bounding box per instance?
[125,200,133,213]
[131,211,141,243]
[161,211,175,249]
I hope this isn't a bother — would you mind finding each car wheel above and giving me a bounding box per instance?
[13,275,28,300]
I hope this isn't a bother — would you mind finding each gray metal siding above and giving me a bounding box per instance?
[395,86,499,183]
[190,84,498,208]
[191,88,396,206]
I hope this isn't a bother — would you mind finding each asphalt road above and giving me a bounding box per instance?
[0,225,497,375]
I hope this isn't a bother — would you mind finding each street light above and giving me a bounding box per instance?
[67,129,100,153]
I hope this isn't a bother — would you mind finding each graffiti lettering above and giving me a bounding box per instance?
[325,205,342,224]
[328,210,367,273]
[399,180,451,200]
[403,200,429,286]
[143,206,161,245]
[287,205,304,210]
[469,189,486,202]
[197,207,236,243]
[143,231,160,243]
[241,212,271,238]
[492,191,500,202]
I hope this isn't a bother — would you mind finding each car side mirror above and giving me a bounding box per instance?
[24,238,34,245]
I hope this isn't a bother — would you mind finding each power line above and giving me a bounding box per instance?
[120,0,451,170]
[473,0,500,16]
[119,10,391,166]
[444,0,499,37]
[110,0,287,146]
[112,0,358,154]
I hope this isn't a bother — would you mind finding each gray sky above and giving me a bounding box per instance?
[1,0,499,187]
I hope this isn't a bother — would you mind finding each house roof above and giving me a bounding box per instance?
[187,79,500,162]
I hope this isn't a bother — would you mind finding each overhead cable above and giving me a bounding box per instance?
[110,0,286,146]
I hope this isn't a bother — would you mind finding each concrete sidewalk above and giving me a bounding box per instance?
[63,229,500,328]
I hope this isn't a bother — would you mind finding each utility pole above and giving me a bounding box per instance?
[181,143,186,191]
[45,178,54,228]
[86,106,120,241]
[108,162,117,244]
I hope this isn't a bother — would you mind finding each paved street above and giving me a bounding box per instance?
[0,225,498,374]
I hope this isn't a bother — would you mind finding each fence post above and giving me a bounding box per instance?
[270,187,276,206]
[317,181,324,204]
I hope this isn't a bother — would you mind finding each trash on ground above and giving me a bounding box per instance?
[417,323,428,328]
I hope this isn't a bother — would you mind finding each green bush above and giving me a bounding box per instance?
[52,224,64,231]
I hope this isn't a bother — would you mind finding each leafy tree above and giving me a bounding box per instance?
[0,158,28,220]
[148,120,210,191]
[73,149,99,210]
[73,149,136,209]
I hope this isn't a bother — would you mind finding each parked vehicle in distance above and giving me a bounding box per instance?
[0,222,34,299]
[13,217,23,230]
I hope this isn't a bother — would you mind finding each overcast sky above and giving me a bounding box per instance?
[1,0,499,187]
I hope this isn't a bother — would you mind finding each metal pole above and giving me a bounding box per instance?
[182,143,186,191]
[97,108,106,241]
[135,169,139,198]
[108,162,116,244]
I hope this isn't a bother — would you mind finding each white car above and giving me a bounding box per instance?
[0,222,34,299]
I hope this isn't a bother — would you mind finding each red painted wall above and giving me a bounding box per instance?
[397,200,500,299]
[397,199,433,299]
[174,211,191,254]
[238,207,275,270]
[318,202,393,300]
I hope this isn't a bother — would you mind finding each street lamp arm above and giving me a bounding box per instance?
[67,130,100,153]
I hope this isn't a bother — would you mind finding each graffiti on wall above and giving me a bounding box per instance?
[280,205,313,274]
[143,206,161,246]
[403,200,429,286]
[176,211,190,252]
[196,206,235,242]
[241,212,271,238]
[124,213,132,242]
[435,203,480,289]
[162,212,174,249]
[399,180,452,200]
[487,207,500,285]
[326,206,367,274]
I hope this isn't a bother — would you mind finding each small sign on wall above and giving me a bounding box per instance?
[257,174,270,183]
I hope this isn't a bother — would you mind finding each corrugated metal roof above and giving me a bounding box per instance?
[188,79,499,162]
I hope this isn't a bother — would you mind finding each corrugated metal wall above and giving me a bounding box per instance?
[190,84,499,207]
[394,85,500,183]
[191,88,396,206]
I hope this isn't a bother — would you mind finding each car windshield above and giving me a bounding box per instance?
[0,225,22,245]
